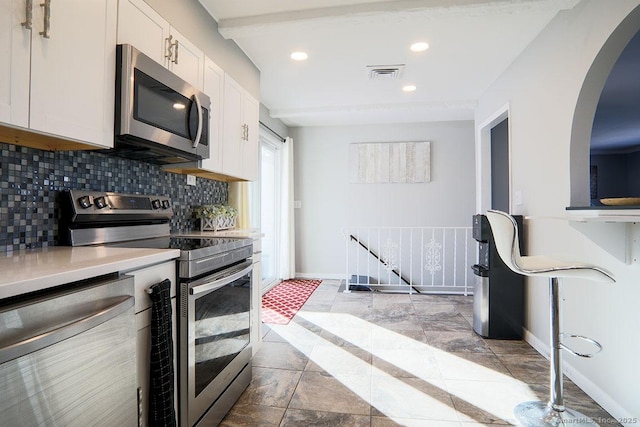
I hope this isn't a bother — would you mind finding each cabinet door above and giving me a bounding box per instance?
[129,260,177,427]
[200,57,224,173]
[222,75,244,178]
[168,27,204,90]
[241,92,260,181]
[136,309,152,427]
[136,299,178,427]
[117,0,170,67]
[0,0,31,128]
[29,0,117,147]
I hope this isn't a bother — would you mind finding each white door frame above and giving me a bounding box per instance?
[258,127,284,292]
[476,103,511,213]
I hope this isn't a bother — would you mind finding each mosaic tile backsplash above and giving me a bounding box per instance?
[0,142,227,252]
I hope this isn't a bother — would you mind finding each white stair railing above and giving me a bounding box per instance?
[342,226,475,295]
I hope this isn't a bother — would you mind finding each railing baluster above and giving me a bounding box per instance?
[442,228,446,289]
[421,228,424,289]
[345,227,349,292]
[409,229,413,295]
[453,228,457,292]
[398,229,402,288]
[464,229,469,295]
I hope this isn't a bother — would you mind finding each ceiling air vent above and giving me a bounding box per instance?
[367,64,405,80]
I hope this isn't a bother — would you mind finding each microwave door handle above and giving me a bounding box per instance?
[192,94,203,149]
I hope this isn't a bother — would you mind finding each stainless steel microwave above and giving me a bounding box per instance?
[114,44,210,164]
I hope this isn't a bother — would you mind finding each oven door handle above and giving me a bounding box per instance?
[190,263,253,296]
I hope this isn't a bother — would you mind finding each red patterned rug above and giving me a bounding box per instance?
[262,279,322,325]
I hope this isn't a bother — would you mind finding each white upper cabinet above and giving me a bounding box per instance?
[117,0,204,90]
[200,57,224,173]
[222,75,244,179]
[0,0,117,148]
[117,0,168,66]
[241,92,259,182]
[221,74,259,181]
[0,0,30,128]
[168,27,204,91]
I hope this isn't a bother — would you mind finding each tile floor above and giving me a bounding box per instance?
[221,280,618,426]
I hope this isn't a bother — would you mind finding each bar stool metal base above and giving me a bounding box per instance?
[515,401,599,427]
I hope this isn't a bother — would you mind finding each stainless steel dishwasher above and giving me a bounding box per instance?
[0,274,137,426]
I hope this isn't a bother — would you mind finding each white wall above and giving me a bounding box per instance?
[291,121,475,278]
[475,0,640,419]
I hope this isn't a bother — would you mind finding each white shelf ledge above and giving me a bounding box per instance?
[566,208,640,264]
[566,208,640,222]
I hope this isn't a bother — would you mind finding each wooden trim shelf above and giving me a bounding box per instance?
[0,124,105,152]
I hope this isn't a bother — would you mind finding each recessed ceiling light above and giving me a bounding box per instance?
[290,51,308,61]
[402,85,417,92]
[410,42,430,52]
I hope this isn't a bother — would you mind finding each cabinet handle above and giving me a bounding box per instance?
[21,0,33,30]
[173,39,179,64]
[165,35,174,61]
[39,0,50,39]
[165,35,179,64]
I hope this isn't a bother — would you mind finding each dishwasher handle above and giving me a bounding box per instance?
[0,295,134,365]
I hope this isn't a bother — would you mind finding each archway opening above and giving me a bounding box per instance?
[590,29,640,204]
[569,4,640,207]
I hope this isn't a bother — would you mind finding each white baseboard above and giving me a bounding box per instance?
[295,272,344,281]
[523,328,635,424]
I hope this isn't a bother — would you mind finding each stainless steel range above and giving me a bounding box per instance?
[60,190,253,427]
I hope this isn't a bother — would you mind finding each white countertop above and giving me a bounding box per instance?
[0,246,180,300]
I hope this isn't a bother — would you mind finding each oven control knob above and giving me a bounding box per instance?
[78,196,92,209]
[152,199,161,209]
[94,196,108,209]
[161,200,171,209]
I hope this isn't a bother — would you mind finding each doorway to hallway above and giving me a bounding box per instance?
[491,118,510,212]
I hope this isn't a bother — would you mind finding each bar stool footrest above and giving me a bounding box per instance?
[561,334,603,358]
[515,401,600,427]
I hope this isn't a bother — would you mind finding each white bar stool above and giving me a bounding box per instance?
[485,210,615,427]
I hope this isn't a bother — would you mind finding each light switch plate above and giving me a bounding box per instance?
[514,190,523,206]
[294,200,302,209]
[187,175,196,186]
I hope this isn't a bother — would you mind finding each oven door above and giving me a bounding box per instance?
[116,44,210,163]
[179,259,252,427]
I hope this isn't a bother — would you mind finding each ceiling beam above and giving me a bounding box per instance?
[217,0,580,39]
[269,99,479,119]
